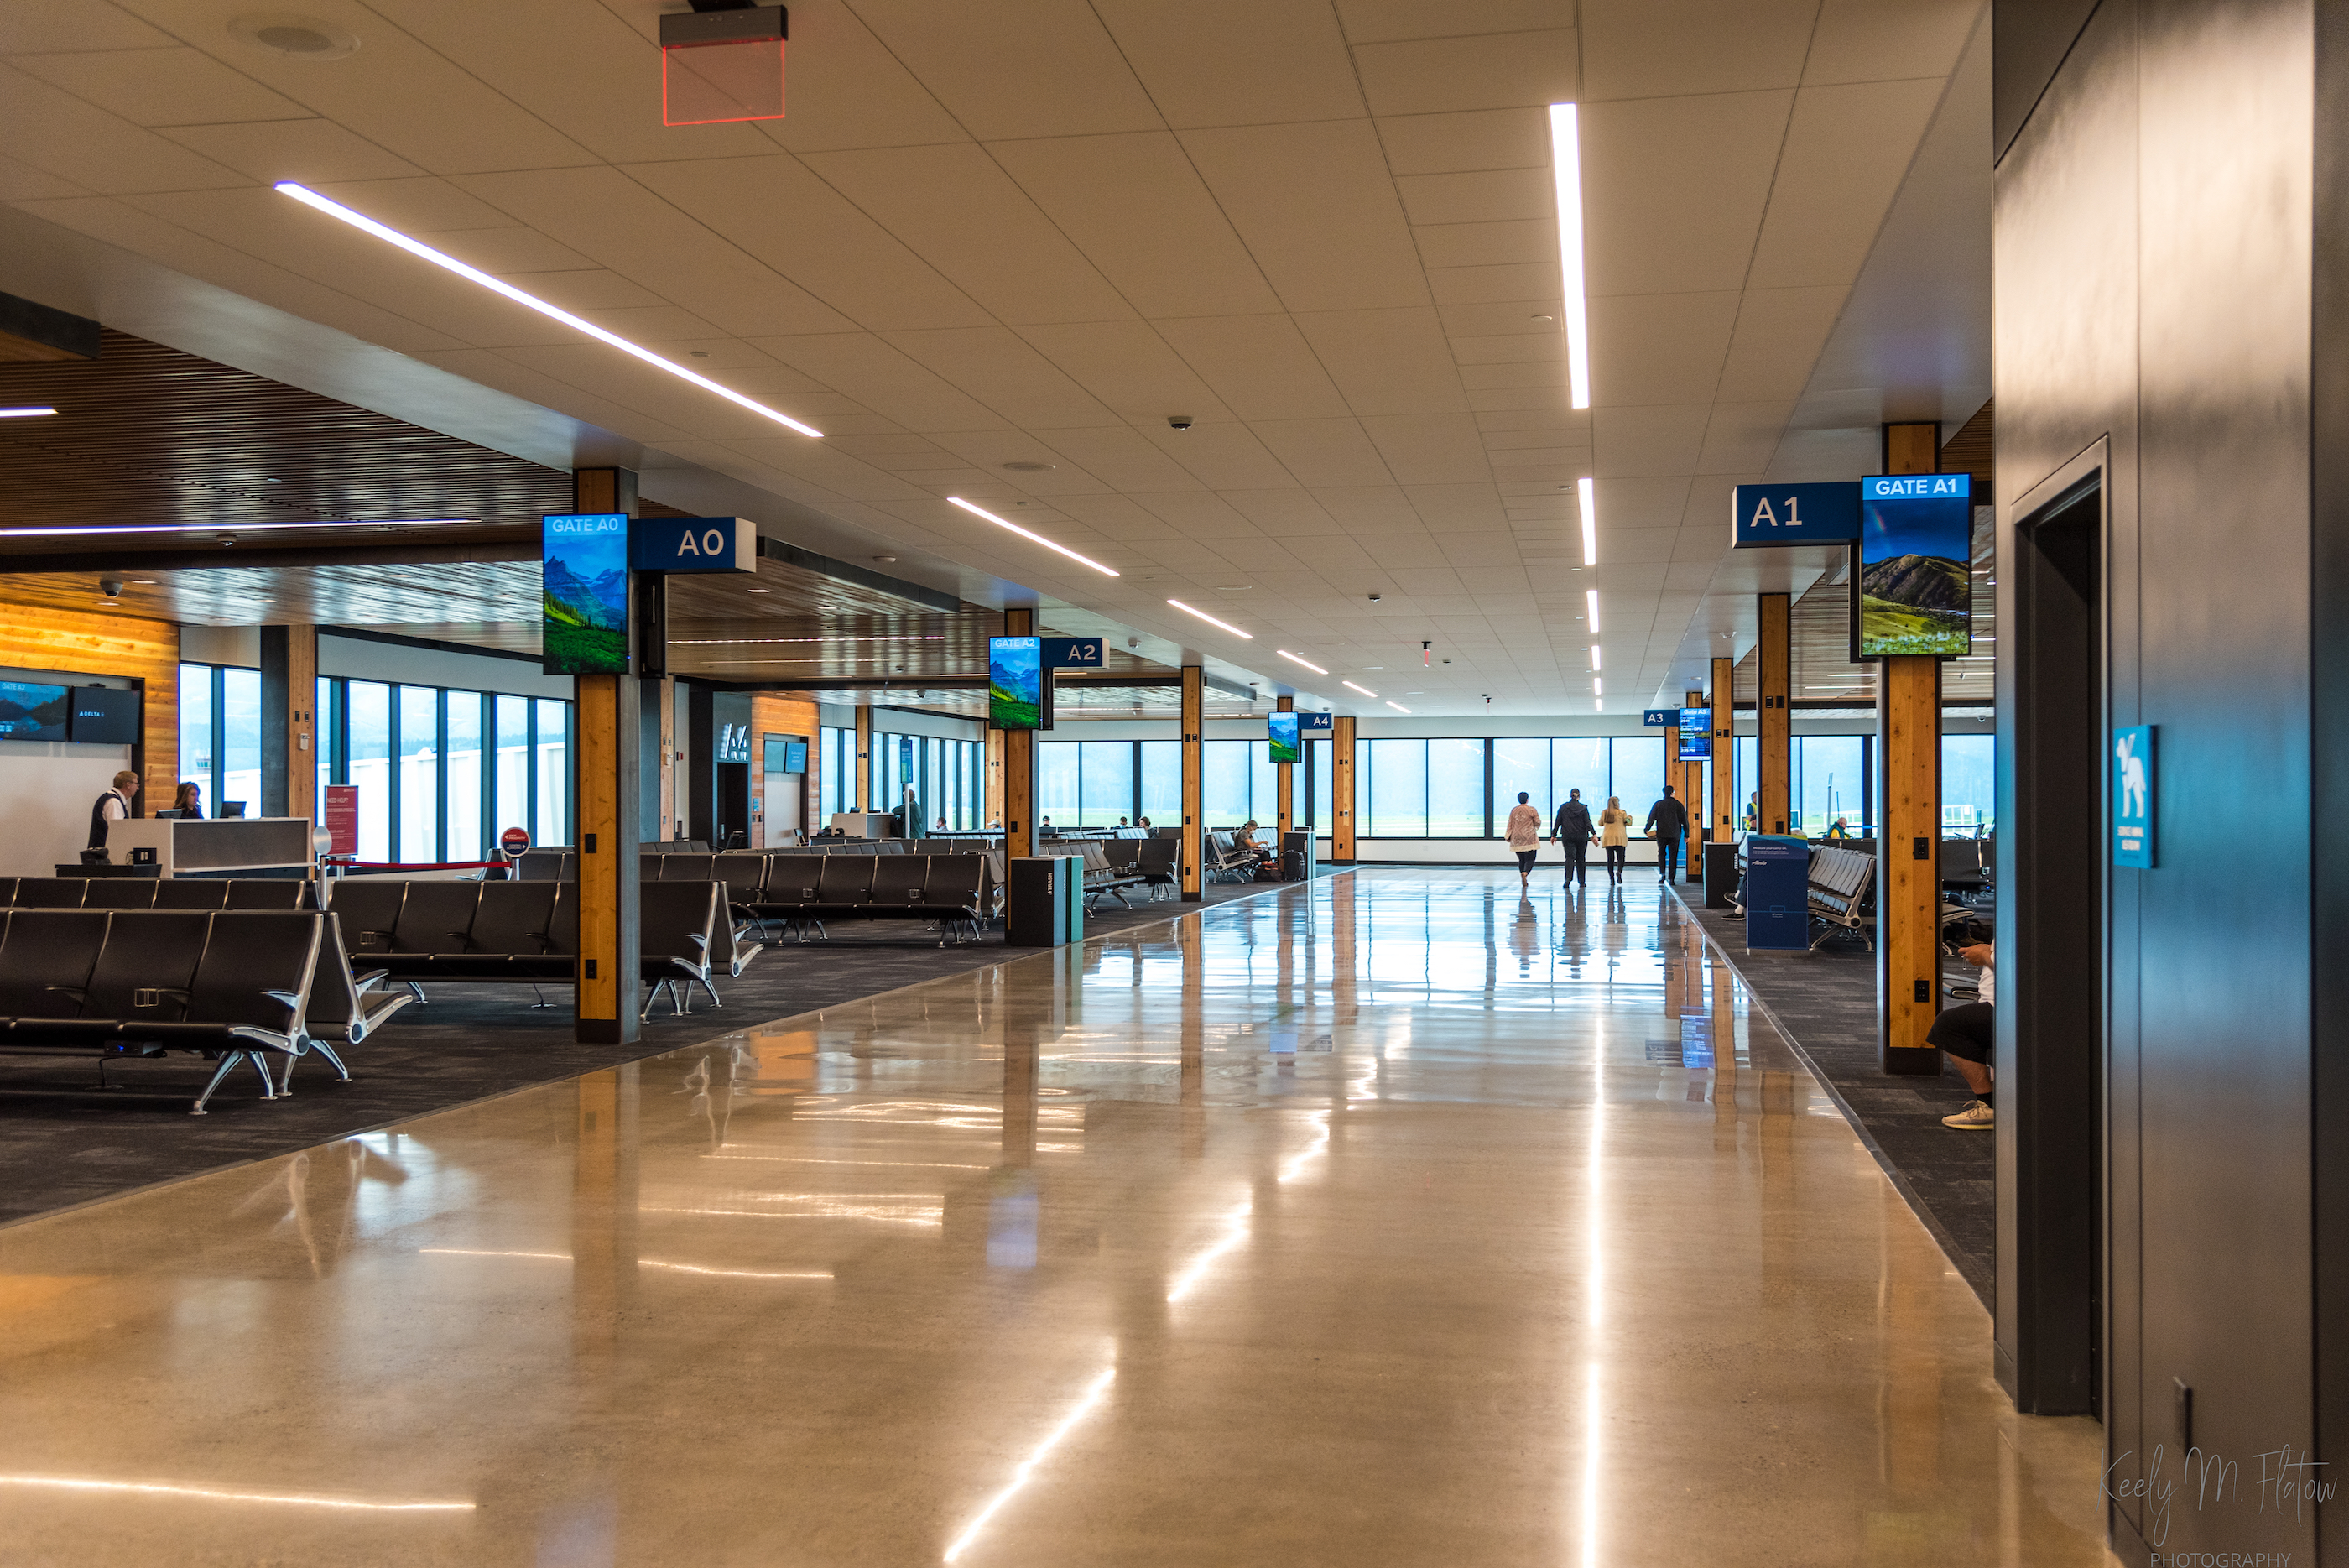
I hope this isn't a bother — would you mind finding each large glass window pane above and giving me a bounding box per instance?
[397,685,439,862]
[1428,738,1484,836]
[1551,739,1607,815]
[1250,742,1275,826]
[1798,736,1864,835]
[1492,738,1550,829]
[1737,736,1759,832]
[494,695,530,838]
[1078,740,1133,826]
[536,699,570,847]
[1139,740,1180,826]
[220,668,262,817]
[1202,741,1252,826]
[316,677,335,806]
[445,692,483,859]
[347,680,390,862]
[1942,735,1994,831]
[1310,739,1332,830]
[1037,741,1079,831]
[1608,737,1664,819]
[177,663,213,809]
[1366,738,1425,836]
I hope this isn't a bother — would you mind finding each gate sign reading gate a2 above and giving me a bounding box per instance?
[1730,482,1862,549]
[628,516,756,573]
[2112,724,2154,868]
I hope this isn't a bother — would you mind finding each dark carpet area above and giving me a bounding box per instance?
[1670,887,1995,1307]
[0,879,1287,1227]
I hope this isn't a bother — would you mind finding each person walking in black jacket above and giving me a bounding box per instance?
[1646,786,1690,883]
[1550,789,1594,887]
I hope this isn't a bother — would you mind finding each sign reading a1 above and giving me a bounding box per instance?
[1643,708,1675,727]
[1731,482,1862,549]
[2113,724,2154,868]
[1039,637,1104,669]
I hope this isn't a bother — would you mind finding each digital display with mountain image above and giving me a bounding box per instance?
[543,513,631,675]
[0,680,68,741]
[1858,475,1973,658]
[989,636,1042,731]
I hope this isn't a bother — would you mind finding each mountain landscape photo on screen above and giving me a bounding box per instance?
[543,514,630,675]
[1859,477,1973,657]
[0,680,68,741]
[989,637,1041,731]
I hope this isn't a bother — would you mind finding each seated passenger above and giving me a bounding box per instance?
[1934,941,1996,1129]
[1826,816,1853,841]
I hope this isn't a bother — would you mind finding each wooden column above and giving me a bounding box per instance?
[1758,591,1791,836]
[1274,694,1295,838]
[1879,422,1943,1074]
[1331,715,1357,863]
[984,728,1005,829]
[572,466,640,1046]
[852,703,872,818]
[1180,664,1203,900]
[652,675,676,841]
[1001,609,1034,860]
[258,623,317,823]
[1709,655,1734,844]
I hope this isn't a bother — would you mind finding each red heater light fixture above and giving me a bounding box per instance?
[661,3,786,127]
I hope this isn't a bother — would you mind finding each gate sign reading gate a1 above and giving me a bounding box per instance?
[1731,482,1862,548]
[628,516,755,573]
[2113,724,2155,868]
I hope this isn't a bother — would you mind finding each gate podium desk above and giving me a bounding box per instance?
[103,816,315,878]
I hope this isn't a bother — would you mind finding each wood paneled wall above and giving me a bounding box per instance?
[0,601,178,802]
[750,691,819,842]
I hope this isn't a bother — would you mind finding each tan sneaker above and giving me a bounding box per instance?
[1941,1100,1994,1130]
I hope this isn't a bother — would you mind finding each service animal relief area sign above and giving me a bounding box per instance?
[2113,724,2154,869]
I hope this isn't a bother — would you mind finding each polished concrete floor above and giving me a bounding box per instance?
[0,870,2113,1565]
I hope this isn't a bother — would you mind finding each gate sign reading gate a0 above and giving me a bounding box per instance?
[2112,724,2154,868]
[628,516,756,573]
[1730,482,1862,548]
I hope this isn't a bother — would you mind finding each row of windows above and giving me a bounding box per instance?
[176,664,574,863]
[817,727,989,831]
[1029,734,1997,838]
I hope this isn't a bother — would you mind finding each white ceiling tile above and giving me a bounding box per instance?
[1291,307,1468,417]
[1307,487,1428,533]
[1179,121,1428,313]
[1457,361,1566,390]
[1131,491,1260,537]
[1219,489,1343,536]
[0,60,247,193]
[1016,320,1233,425]
[751,332,1010,430]
[1805,0,1982,86]
[1589,475,1696,529]
[12,46,311,126]
[1361,413,1493,485]
[1395,167,1553,227]
[801,143,1134,326]
[1154,315,1350,421]
[1588,290,1739,404]
[1374,107,1548,176]
[1744,80,1943,291]
[493,268,666,313]
[1581,91,1789,296]
[1023,426,1206,492]
[1134,420,1296,489]
[1466,383,1580,413]
[1414,219,1554,269]
[1440,300,1565,338]
[0,1,175,52]
[451,165,858,337]
[1715,285,1848,400]
[160,118,423,183]
[1093,1,1363,127]
[749,0,971,153]
[1429,261,1563,306]
[847,0,1163,140]
[0,152,88,201]
[987,132,1282,318]
[624,154,992,333]
[1248,418,1394,487]
[1581,0,1815,100]
[1335,1,1563,44]
[1694,401,1795,474]
[1352,29,1578,116]
[885,326,1120,427]
[310,176,512,232]
[1451,332,1564,367]
[414,226,597,274]
[1403,482,1508,529]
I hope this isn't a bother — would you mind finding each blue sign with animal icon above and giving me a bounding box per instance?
[2113,724,2154,868]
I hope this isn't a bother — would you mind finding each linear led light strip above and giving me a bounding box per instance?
[1167,598,1249,638]
[1577,477,1597,565]
[1549,104,1591,410]
[1277,649,1326,675]
[275,183,824,440]
[1342,680,1376,699]
[946,496,1117,576]
[0,1476,472,1513]
[0,518,466,539]
[0,407,55,418]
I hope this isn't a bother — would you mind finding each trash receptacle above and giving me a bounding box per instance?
[1006,856,1082,946]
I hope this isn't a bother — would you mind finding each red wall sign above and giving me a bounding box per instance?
[323,785,357,857]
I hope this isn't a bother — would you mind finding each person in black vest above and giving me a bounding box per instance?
[1645,785,1690,883]
[89,769,139,851]
[1550,788,1594,887]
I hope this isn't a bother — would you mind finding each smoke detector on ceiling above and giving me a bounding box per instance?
[228,13,361,59]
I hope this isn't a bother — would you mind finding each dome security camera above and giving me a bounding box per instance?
[98,578,124,598]
[1168,416,1194,431]
[1367,592,1382,602]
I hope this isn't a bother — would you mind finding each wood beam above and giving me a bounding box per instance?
[572,466,639,1046]
[1275,695,1294,838]
[1758,592,1791,836]
[258,624,317,822]
[1001,609,1034,859]
[1331,715,1357,863]
[1180,665,1203,899]
[1709,655,1735,847]
[852,702,872,818]
[1878,422,1943,1074]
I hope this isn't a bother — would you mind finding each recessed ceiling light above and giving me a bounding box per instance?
[1586,588,1601,633]
[1549,103,1591,409]
[1343,680,1377,698]
[1211,584,1251,591]
[132,579,156,585]
[1590,645,1602,671]
[1167,599,1250,638]
[946,496,1117,576]
[275,183,824,439]
[229,13,360,59]
[1277,649,1326,675]
[1386,701,1410,713]
[1577,477,1597,565]
[0,407,56,419]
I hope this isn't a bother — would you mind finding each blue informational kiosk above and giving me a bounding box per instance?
[1742,835,1811,951]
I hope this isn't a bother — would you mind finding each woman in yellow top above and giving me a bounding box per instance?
[1597,795,1632,885]
[1503,791,1544,888]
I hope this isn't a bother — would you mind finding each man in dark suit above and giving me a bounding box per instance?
[1646,786,1690,883]
[1550,789,1594,886]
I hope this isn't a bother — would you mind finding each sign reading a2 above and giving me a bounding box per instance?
[1040,637,1104,668]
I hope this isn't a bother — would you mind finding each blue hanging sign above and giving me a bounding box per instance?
[2113,724,2154,868]
[628,516,756,573]
[1731,482,1862,548]
[1643,708,1675,727]
[1039,636,1105,669]
[1300,711,1335,733]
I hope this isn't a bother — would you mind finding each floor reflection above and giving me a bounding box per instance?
[0,870,2111,1566]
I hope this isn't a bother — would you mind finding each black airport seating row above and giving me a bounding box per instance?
[1204,831,1264,883]
[325,878,727,1018]
[743,853,989,944]
[1805,846,1876,949]
[1073,841,1150,907]
[0,908,338,1114]
[0,876,314,910]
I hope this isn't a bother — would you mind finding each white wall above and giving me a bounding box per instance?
[0,742,137,877]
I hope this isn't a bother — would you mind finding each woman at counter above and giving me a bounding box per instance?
[172,780,204,819]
